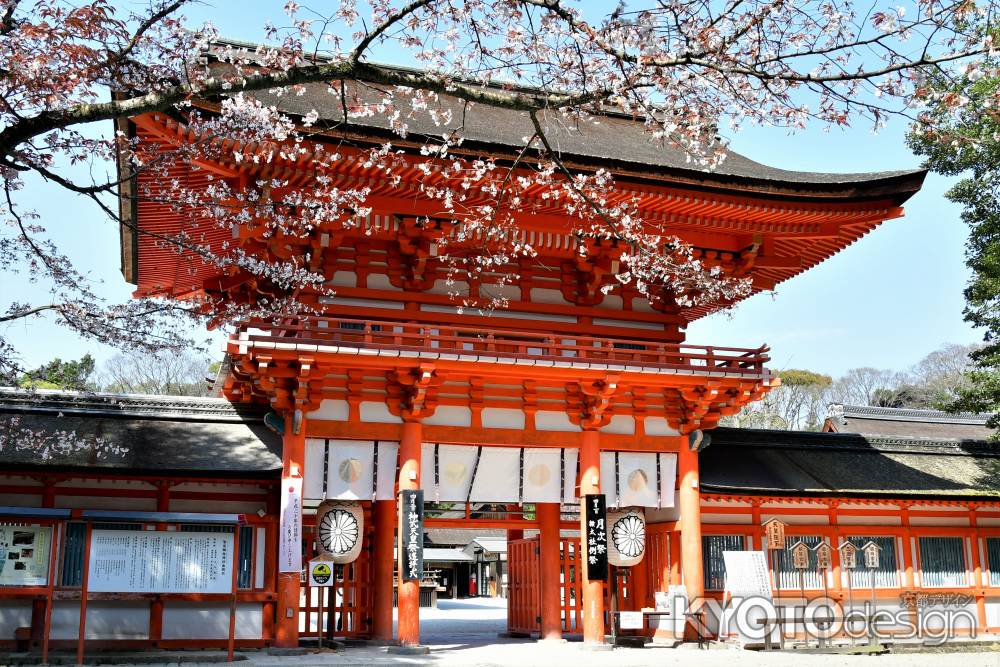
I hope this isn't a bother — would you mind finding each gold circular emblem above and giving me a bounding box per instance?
[627,469,649,492]
[527,464,551,487]
[444,462,468,485]
[338,458,363,483]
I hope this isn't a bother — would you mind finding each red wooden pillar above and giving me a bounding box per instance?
[372,499,396,641]
[32,479,56,648]
[970,507,987,632]
[397,419,422,647]
[537,502,562,640]
[506,502,524,625]
[677,438,704,628]
[630,550,650,612]
[578,428,605,646]
[149,482,171,646]
[275,415,306,648]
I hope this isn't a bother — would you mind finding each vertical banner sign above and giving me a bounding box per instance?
[399,490,424,580]
[584,493,608,581]
[279,477,303,573]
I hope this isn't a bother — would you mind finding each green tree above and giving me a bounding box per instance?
[908,65,1000,431]
[19,354,96,391]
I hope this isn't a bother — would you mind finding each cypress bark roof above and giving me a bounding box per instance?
[701,427,1000,499]
[823,404,997,441]
[0,388,281,476]
[243,70,925,202]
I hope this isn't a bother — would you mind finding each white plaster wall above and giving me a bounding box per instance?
[837,514,902,526]
[161,602,263,640]
[169,499,266,514]
[423,406,472,427]
[481,408,525,430]
[318,296,404,310]
[910,516,969,527]
[360,402,402,424]
[428,279,469,296]
[51,601,150,640]
[365,273,402,291]
[600,415,635,435]
[55,496,157,511]
[985,598,1000,627]
[644,417,678,437]
[57,479,153,491]
[420,304,575,323]
[535,410,580,432]
[308,399,350,421]
[529,288,571,305]
[631,298,656,313]
[479,282,520,301]
[0,493,41,507]
[595,295,623,311]
[762,513,830,526]
[328,271,357,287]
[702,513,752,525]
[0,600,32,640]
[592,317,663,330]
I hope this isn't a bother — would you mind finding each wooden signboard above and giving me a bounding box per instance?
[398,489,424,581]
[763,518,786,551]
[790,541,810,570]
[583,494,608,581]
[862,540,881,569]
[839,541,858,570]
[814,542,832,570]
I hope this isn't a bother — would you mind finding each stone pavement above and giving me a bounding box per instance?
[13,598,1000,666]
[245,597,1000,666]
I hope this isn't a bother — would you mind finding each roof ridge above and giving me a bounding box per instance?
[711,426,997,456]
[835,403,994,424]
[0,386,264,422]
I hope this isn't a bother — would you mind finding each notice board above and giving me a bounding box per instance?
[87,529,233,593]
[0,526,51,586]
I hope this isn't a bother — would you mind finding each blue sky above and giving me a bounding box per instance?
[0,2,982,378]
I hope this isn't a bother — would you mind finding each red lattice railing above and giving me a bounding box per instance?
[234,317,771,377]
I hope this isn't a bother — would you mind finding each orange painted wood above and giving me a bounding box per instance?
[275,417,306,648]
[396,420,422,647]
[677,438,704,640]
[578,429,605,646]
[507,538,541,635]
[537,503,563,640]
[372,499,395,641]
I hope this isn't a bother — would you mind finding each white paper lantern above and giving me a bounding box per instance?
[607,507,645,567]
[316,500,364,564]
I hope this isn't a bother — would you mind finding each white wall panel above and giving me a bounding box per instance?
[0,600,32,640]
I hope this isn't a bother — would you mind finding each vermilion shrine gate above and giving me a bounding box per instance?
[111,68,924,649]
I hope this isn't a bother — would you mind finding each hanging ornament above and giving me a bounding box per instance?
[607,507,645,567]
[316,500,364,564]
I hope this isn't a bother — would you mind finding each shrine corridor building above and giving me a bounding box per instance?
[3,64,999,656]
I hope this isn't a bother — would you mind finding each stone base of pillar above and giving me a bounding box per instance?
[387,645,430,655]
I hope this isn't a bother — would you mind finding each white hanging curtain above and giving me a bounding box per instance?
[600,452,618,506]
[618,452,659,508]
[658,452,677,509]
[305,439,677,506]
[469,447,520,502]
[421,443,480,502]
[303,439,399,500]
[521,448,562,503]
[562,447,579,505]
[375,441,400,500]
